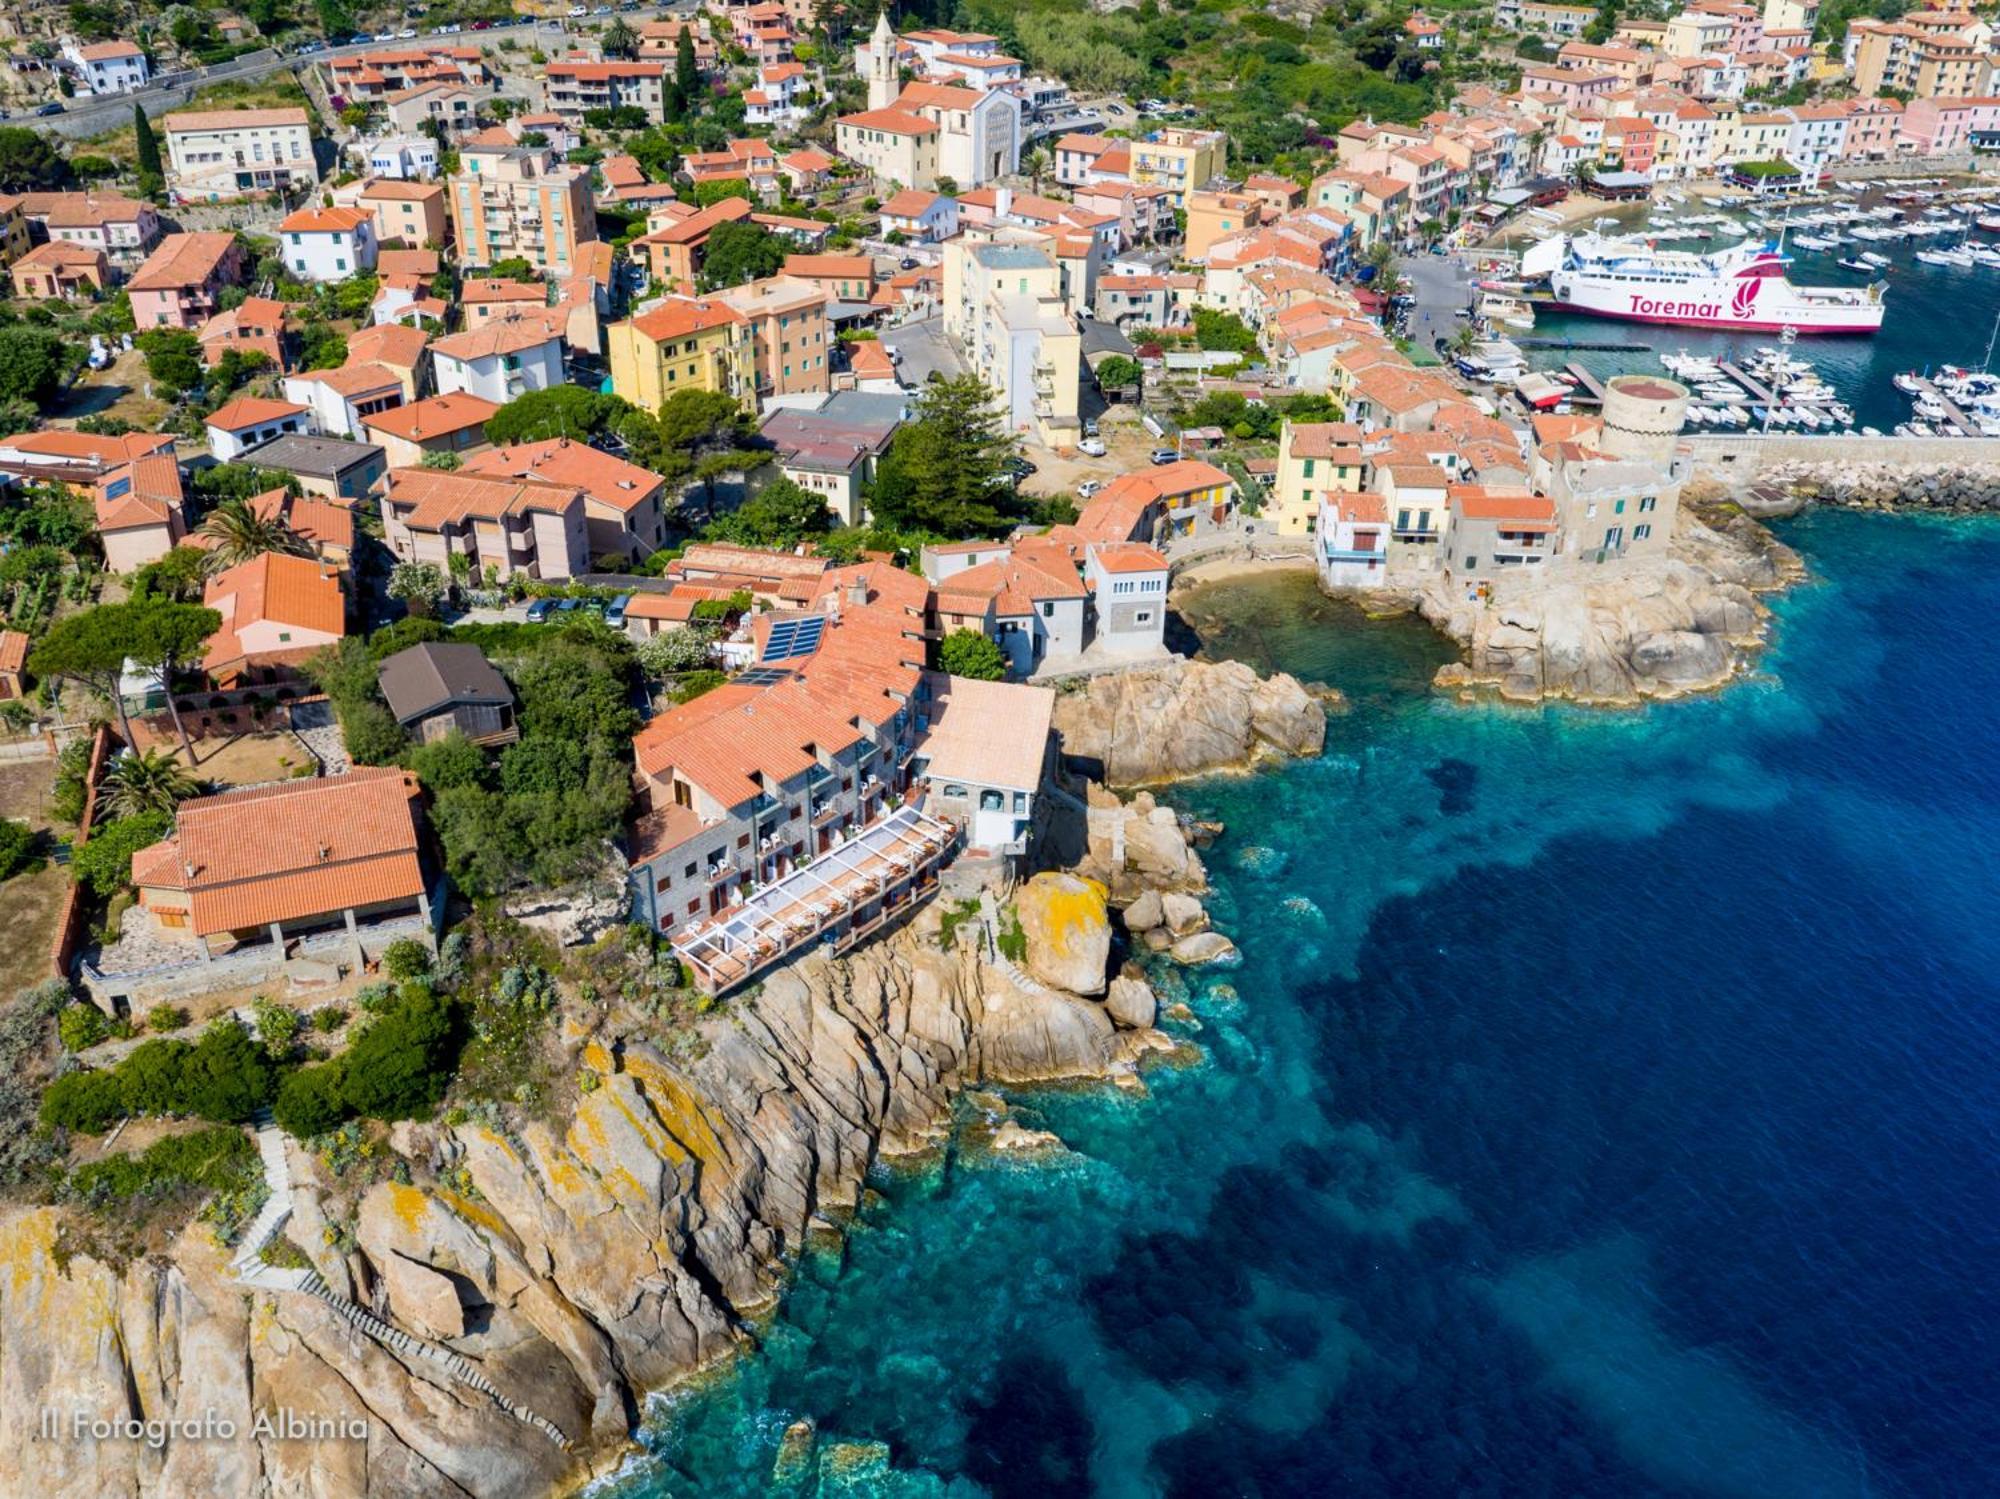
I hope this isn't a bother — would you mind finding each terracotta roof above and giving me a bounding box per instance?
[279,205,371,235]
[462,437,664,511]
[125,232,237,293]
[916,670,1052,792]
[206,397,308,431]
[11,240,105,271]
[623,584,736,622]
[202,551,344,671]
[245,487,356,555]
[934,552,1085,616]
[1286,421,1366,459]
[382,468,582,530]
[77,40,144,59]
[376,248,440,278]
[838,107,938,136]
[783,253,873,281]
[430,317,562,361]
[628,296,743,342]
[290,360,403,397]
[362,392,500,442]
[93,455,183,533]
[1449,485,1558,527]
[1088,542,1168,574]
[462,277,547,304]
[359,179,444,202]
[163,107,309,132]
[130,768,424,938]
[0,629,26,675]
[198,295,288,344]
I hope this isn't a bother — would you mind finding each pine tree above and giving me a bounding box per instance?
[133,103,162,183]
[675,28,699,101]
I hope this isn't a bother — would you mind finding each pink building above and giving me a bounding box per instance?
[126,232,243,331]
[1895,94,1994,154]
[1843,97,1905,159]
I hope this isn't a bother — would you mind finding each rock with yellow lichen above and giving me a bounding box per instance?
[1013,871,1112,996]
[0,919,1146,1498]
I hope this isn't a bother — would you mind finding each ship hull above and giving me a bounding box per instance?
[1549,279,1884,335]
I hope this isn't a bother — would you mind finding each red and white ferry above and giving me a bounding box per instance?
[1520,233,1886,335]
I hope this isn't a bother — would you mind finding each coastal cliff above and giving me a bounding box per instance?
[0,911,1173,1498]
[1052,659,1332,786]
[1420,510,1803,706]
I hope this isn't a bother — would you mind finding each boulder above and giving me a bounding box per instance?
[380,1251,466,1342]
[1123,889,1165,932]
[990,1119,1064,1153]
[1105,975,1158,1029]
[1013,872,1111,996]
[1051,659,1329,785]
[1170,930,1239,966]
[1160,892,1208,937]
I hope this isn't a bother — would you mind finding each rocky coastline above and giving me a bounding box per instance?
[0,659,1304,1499]
[1051,658,1332,786]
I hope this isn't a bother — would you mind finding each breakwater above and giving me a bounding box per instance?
[1721,454,2000,514]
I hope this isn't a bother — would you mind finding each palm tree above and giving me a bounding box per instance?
[197,497,312,574]
[97,748,198,823]
[1451,323,1479,356]
[1024,147,1049,196]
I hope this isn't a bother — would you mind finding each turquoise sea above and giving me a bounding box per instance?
[604,510,2000,1498]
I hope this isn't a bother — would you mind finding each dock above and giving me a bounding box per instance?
[1911,375,1976,432]
[1514,337,1656,352]
[1718,363,1776,406]
[1563,363,1606,403]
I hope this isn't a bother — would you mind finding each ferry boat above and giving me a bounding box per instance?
[1520,232,1887,335]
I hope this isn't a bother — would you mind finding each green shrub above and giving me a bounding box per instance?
[66,1126,256,1207]
[337,989,458,1122]
[311,1006,347,1033]
[40,1069,124,1133]
[273,1062,348,1138]
[57,1003,108,1051]
[382,937,433,981]
[116,1037,192,1116]
[147,1004,189,1033]
[175,1019,274,1122]
[252,998,302,1055]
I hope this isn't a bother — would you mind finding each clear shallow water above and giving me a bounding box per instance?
[606,512,2000,1498]
[1527,224,2000,431]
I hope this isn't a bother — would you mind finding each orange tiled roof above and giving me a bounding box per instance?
[125,232,237,293]
[462,437,664,512]
[130,767,424,938]
[362,392,501,442]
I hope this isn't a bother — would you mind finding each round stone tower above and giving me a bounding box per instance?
[1598,374,1690,465]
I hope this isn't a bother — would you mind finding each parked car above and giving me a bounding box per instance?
[1150,448,1179,465]
[34,102,63,116]
[525,597,555,622]
[1079,479,1105,499]
[554,597,582,615]
[899,257,918,270]
[1077,437,1107,457]
[605,594,632,627]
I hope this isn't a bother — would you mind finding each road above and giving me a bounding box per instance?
[1398,252,1478,356]
[28,9,673,139]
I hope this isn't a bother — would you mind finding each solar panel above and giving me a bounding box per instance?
[761,616,827,663]
[762,620,799,662]
[736,667,792,687]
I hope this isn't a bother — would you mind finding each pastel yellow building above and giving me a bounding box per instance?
[1271,419,1365,536]
[943,236,1081,448]
[608,296,755,411]
[1129,127,1228,208]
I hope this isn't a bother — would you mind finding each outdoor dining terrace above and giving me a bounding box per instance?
[670,803,956,995]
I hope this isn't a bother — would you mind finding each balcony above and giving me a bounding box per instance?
[706,859,742,887]
[1321,547,1385,564]
[811,800,842,827]
[671,806,956,996]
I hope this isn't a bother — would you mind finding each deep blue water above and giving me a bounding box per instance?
[605,511,2000,1498]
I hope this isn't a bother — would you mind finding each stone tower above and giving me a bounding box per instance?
[868,9,898,111]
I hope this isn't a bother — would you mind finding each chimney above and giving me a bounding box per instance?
[849,577,868,607]
[995,185,1012,220]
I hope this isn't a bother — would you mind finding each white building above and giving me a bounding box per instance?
[204,398,314,462]
[879,188,960,242]
[65,40,150,95]
[162,107,316,202]
[429,318,567,404]
[912,669,1054,862]
[1315,492,1390,590]
[367,135,441,181]
[1081,542,1170,657]
[745,62,810,127]
[277,205,378,283]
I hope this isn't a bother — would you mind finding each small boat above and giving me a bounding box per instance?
[1978,213,2000,232]
[1861,426,1884,437]
[1837,257,1873,272]
[1860,251,1892,268]
[1893,371,1924,394]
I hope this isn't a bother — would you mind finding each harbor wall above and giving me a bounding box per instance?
[1825,155,1978,181]
[1683,433,2000,472]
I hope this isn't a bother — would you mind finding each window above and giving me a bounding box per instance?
[1639,495,1657,513]
[1040,601,1055,617]
[737,833,750,848]
[1135,610,1153,624]
[1614,499,1626,514]
[687,899,701,915]
[1634,523,1652,540]
[289,233,301,245]
[683,862,696,878]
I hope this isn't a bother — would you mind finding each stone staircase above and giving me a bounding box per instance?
[227,1116,572,1452]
